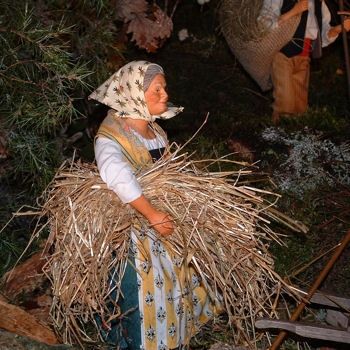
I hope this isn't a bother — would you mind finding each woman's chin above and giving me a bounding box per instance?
[152,106,168,115]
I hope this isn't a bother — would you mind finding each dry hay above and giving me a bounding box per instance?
[219,0,301,91]
[219,0,268,43]
[37,149,304,347]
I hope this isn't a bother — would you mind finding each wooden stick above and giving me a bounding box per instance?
[257,319,350,344]
[269,229,350,350]
[339,0,350,100]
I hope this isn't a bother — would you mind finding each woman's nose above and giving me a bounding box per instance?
[162,89,168,100]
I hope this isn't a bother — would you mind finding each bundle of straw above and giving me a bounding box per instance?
[220,0,269,43]
[219,0,300,91]
[39,148,303,347]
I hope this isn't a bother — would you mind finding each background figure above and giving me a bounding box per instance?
[90,61,220,350]
[260,0,350,123]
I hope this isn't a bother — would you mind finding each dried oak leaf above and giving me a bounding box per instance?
[127,7,173,52]
[153,7,173,39]
[116,0,148,21]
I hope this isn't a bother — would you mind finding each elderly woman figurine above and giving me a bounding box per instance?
[89,60,220,350]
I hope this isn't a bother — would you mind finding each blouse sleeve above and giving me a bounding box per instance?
[95,137,142,203]
[258,0,283,30]
[321,1,337,47]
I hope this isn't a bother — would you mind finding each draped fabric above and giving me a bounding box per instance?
[271,52,310,114]
[117,227,221,350]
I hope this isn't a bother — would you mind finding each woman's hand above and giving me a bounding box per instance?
[129,194,174,237]
[344,18,350,32]
[147,210,174,237]
[278,0,308,25]
[328,18,350,39]
[293,0,308,15]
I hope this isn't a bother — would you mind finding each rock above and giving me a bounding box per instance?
[0,330,78,350]
[208,342,248,350]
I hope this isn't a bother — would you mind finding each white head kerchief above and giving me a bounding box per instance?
[88,60,183,122]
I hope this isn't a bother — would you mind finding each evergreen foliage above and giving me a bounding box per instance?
[0,0,177,194]
[0,1,93,192]
[0,0,143,274]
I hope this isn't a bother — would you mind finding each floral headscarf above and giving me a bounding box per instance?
[89,60,183,122]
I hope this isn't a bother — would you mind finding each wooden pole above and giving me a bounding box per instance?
[339,0,350,100]
[269,229,350,350]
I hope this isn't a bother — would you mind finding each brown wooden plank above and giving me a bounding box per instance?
[0,300,58,345]
[255,318,350,344]
[310,292,350,310]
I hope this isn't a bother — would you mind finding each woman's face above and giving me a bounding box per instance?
[144,74,168,116]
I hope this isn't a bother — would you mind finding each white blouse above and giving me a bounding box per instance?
[259,0,337,47]
[95,129,167,203]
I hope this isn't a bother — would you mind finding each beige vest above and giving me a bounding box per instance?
[96,110,167,170]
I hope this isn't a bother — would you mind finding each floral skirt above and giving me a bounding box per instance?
[102,226,221,350]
